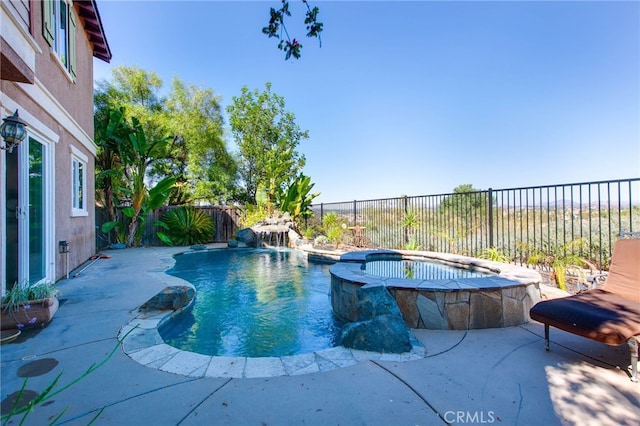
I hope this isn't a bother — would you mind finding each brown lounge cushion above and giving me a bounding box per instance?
[530,289,640,346]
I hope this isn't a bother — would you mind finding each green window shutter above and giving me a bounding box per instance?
[68,10,77,81]
[42,0,54,46]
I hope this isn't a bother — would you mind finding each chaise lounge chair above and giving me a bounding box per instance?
[529,238,640,382]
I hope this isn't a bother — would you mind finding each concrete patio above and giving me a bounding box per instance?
[1,246,638,425]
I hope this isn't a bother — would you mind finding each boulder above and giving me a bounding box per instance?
[236,228,258,247]
[288,229,303,246]
[341,314,412,353]
[139,286,195,312]
[281,212,292,223]
[356,284,403,321]
[339,284,413,353]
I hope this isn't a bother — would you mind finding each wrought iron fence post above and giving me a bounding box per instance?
[403,195,409,245]
[488,188,494,248]
[353,200,357,224]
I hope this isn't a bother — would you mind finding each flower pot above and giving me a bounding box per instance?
[0,297,59,330]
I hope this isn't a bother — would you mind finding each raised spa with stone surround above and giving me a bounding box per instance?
[330,250,542,330]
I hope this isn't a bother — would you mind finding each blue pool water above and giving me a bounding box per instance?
[159,248,342,357]
[364,258,493,280]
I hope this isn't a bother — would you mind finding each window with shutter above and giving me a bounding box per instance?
[42,0,54,46]
[42,0,77,82]
[68,11,77,80]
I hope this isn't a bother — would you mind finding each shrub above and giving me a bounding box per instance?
[2,282,59,311]
[478,247,511,263]
[322,212,339,229]
[240,203,270,228]
[404,238,421,251]
[524,238,593,291]
[320,212,347,247]
[159,207,214,246]
[299,225,317,240]
[326,226,344,247]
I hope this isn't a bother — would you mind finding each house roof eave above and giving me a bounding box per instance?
[74,0,112,63]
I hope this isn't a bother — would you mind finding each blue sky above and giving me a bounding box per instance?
[93,1,639,203]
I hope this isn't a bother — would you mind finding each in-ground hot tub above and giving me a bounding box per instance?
[330,250,541,330]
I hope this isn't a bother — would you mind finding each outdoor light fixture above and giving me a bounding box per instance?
[0,110,28,153]
[59,240,70,279]
[59,240,70,254]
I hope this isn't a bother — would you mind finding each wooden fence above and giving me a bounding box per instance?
[96,206,241,248]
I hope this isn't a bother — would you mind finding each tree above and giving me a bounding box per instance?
[94,66,165,141]
[263,0,323,60]
[94,108,128,242]
[120,119,175,246]
[226,83,309,205]
[435,184,492,254]
[154,78,237,204]
[98,114,176,246]
[439,184,490,218]
[94,66,237,204]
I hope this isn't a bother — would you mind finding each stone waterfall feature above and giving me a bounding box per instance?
[229,212,303,248]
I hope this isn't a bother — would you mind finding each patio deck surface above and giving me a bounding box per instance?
[1,245,638,425]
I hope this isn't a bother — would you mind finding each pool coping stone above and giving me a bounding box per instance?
[120,313,426,378]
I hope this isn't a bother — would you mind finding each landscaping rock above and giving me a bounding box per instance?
[236,228,258,247]
[139,286,195,312]
[288,229,303,246]
[356,284,403,321]
[340,284,413,353]
[341,314,412,353]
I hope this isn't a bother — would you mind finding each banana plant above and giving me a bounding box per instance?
[279,174,320,223]
[101,118,175,247]
[95,108,129,243]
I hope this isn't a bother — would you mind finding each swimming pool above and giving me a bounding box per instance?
[159,248,342,357]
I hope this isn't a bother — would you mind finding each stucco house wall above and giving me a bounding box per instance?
[1,0,110,290]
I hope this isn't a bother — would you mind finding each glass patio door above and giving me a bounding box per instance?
[28,138,45,284]
[5,146,19,286]
[4,137,47,288]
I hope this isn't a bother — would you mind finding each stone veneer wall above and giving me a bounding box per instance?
[330,250,542,330]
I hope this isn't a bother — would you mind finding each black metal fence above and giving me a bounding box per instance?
[309,178,640,269]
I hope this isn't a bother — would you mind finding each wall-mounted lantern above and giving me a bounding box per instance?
[59,240,70,279]
[0,110,28,153]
